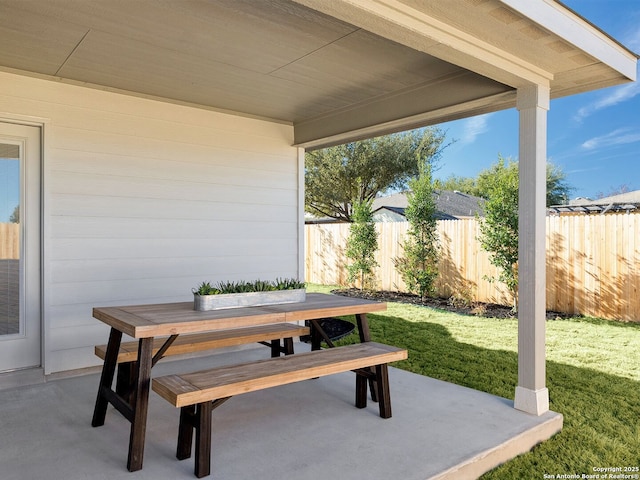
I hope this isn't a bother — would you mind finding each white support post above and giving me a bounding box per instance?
[297,147,306,282]
[514,84,550,416]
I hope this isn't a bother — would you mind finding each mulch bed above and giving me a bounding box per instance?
[331,288,573,320]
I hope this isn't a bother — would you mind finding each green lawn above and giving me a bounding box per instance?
[308,284,640,478]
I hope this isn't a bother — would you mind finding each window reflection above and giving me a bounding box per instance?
[0,143,20,336]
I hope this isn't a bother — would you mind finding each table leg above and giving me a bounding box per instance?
[115,361,136,405]
[310,320,322,351]
[355,314,378,402]
[283,337,294,355]
[355,313,371,342]
[92,327,123,427]
[126,337,154,472]
[270,339,281,357]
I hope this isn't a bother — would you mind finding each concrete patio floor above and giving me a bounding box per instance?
[0,344,562,480]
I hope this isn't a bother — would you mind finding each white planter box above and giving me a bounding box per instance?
[194,289,306,311]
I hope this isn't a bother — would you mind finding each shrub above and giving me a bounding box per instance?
[345,200,379,290]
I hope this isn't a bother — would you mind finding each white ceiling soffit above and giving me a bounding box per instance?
[0,0,636,149]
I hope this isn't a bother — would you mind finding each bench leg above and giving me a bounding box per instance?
[176,402,214,478]
[367,368,379,403]
[195,402,213,478]
[375,364,392,419]
[355,364,391,417]
[177,405,196,460]
[355,372,368,409]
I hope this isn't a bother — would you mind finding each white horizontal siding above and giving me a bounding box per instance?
[50,194,298,221]
[49,346,103,374]
[0,71,301,374]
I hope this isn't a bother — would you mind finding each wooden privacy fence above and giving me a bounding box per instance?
[0,223,19,259]
[305,214,640,322]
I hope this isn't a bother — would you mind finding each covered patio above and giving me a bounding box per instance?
[0,344,562,480]
[0,0,636,478]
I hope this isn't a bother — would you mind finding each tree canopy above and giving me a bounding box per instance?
[345,199,378,290]
[305,128,447,222]
[9,205,19,223]
[477,157,520,307]
[434,158,573,207]
[394,163,439,300]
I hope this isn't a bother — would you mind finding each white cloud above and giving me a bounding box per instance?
[623,23,640,52]
[574,15,640,122]
[581,128,640,150]
[566,166,603,175]
[575,79,640,122]
[459,114,491,145]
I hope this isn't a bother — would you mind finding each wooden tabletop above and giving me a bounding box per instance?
[93,293,387,338]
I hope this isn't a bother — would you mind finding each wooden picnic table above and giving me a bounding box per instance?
[90,293,386,472]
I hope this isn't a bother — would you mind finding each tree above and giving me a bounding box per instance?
[596,184,631,199]
[345,200,378,290]
[9,205,19,223]
[433,175,482,198]
[469,157,573,309]
[436,160,572,207]
[477,156,520,308]
[394,164,439,300]
[305,128,448,221]
[545,163,573,206]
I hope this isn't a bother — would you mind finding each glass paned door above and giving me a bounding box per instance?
[0,143,20,336]
[0,122,41,372]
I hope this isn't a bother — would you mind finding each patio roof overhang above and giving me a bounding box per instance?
[0,0,636,150]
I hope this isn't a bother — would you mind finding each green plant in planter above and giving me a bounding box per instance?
[193,278,305,295]
[273,278,306,290]
[193,282,220,295]
[252,280,276,292]
[215,280,252,293]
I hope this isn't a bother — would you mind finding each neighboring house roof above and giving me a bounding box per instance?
[372,190,485,221]
[304,214,342,225]
[306,190,485,223]
[549,190,640,214]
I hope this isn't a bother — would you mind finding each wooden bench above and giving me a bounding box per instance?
[95,323,310,402]
[152,341,408,478]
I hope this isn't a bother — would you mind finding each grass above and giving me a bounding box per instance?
[307,284,640,478]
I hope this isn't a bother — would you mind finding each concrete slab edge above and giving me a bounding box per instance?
[427,411,564,480]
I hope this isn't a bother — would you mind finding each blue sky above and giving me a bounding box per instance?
[435,0,640,200]
[0,159,19,223]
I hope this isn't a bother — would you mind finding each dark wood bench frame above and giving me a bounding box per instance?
[152,342,408,478]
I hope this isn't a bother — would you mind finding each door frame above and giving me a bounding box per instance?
[0,115,46,378]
